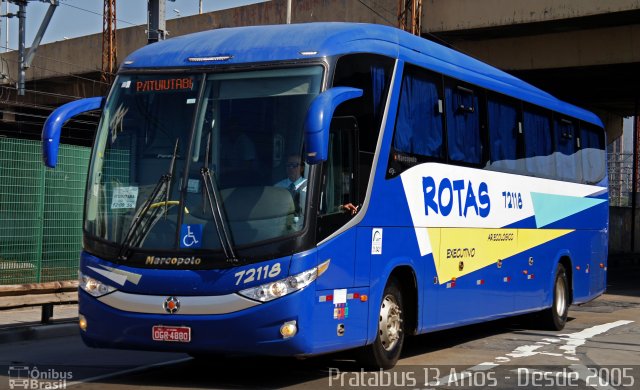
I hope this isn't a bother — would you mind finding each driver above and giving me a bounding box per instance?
[274,154,307,215]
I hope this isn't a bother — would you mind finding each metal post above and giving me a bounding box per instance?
[148,0,166,44]
[632,99,639,252]
[5,1,9,52]
[15,0,57,96]
[411,0,416,34]
[24,0,57,68]
[17,0,25,95]
[0,1,3,52]
[35,153,45,283]
[199,0,202,14]
[286,0,291,24]
[102,0,117,86]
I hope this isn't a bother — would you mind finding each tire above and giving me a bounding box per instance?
[357,277,405,369]
[541,263,570,330]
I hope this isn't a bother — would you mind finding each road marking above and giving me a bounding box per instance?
[494,320,634,363]
[469,362,499,371]
[558,320,633,356]
[427,320,634,387]
[66,357,192,387]
[505,344,543,359]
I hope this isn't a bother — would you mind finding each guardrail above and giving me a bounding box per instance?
[0,280,78,323]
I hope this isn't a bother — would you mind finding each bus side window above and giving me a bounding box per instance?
[333,53,394,199]
[554,117,581,182]
[317,117,358,242]
[391,65,444,167]
[523,107,555,178]
[578,123,605,184]
[486,95,524,173]
[445,82,482,164]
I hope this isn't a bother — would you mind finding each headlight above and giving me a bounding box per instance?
[79,272,117,297]
[238,260,330,302]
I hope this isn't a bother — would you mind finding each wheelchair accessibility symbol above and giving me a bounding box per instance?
[180,224,203,249]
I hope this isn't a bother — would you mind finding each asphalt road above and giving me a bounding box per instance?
[1,264,639,390]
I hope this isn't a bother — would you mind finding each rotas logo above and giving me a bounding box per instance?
[163,296,180,314]
[423,176,490,218]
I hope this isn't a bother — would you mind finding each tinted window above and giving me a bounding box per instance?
[393,65,444,159]
[579,123,606,183]
[523,108,555,178]
[487,96,522,173]
[445,82,481,164]
[333,53,394,199]
[554,117,580,181]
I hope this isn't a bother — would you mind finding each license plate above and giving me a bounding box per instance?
[152,325,191,342]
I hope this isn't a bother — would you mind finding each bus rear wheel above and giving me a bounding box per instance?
[357,277,404,369]
[541,263,569,330]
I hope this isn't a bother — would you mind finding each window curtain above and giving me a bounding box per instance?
[394,72,443,158]
[371,64,387,123]
[554,119,579,181]
[580,125,605,183]
[446,86,480,163]
[523,110,554,177]
[487,99,518,171]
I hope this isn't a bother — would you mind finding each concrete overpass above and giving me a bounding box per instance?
[0,0,638,144]
[424,0,640,139]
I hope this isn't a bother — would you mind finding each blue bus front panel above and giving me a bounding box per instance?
[79,251,371,356]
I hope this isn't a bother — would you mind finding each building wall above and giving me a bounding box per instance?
[0,0,397,84]
[609,206,640,255]
[424,0,640,32]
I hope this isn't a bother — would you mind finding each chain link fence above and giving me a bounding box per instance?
[0,137,90,285]
[608,152,634,207]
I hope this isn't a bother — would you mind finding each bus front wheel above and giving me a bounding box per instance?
[541,263,569,330]
[357,277,405,369]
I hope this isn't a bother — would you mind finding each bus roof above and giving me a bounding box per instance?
[122,23,603,127]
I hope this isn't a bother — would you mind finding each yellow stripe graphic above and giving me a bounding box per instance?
[430,228,573,284]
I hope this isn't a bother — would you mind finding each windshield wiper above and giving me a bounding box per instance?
[200,131,239,263]
[117,139,179,260]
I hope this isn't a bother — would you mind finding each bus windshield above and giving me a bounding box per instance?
[85,66,324,256]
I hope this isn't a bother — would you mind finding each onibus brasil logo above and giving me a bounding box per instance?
[8,366,72,389]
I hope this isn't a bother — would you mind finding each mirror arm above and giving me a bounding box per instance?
[304,87,363,164]
[42,97,104,168]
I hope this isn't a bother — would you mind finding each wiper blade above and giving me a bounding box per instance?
[117,139,180,260]
[200,131,239,263]
[164,139,179,219]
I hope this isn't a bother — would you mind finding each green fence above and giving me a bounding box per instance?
[0,137,90,285]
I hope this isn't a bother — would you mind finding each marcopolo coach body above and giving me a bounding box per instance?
[42,22,608,369]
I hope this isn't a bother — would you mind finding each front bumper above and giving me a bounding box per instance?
[79,285,315,356]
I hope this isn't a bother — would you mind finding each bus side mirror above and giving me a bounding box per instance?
[42,97,104,168]
[303,87,363,164]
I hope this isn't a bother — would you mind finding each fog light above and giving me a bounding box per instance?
[79,314,87,331]
[280,320,297,339]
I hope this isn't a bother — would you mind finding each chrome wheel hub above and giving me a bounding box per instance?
[379,294,402,351]
[555,277,567,317]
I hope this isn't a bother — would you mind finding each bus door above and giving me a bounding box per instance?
[316,117,359,289]
[314,117,368,348]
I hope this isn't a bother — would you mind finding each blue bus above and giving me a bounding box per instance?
[42,23,607,369]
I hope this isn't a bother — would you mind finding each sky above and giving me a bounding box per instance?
[0,0,268,50]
